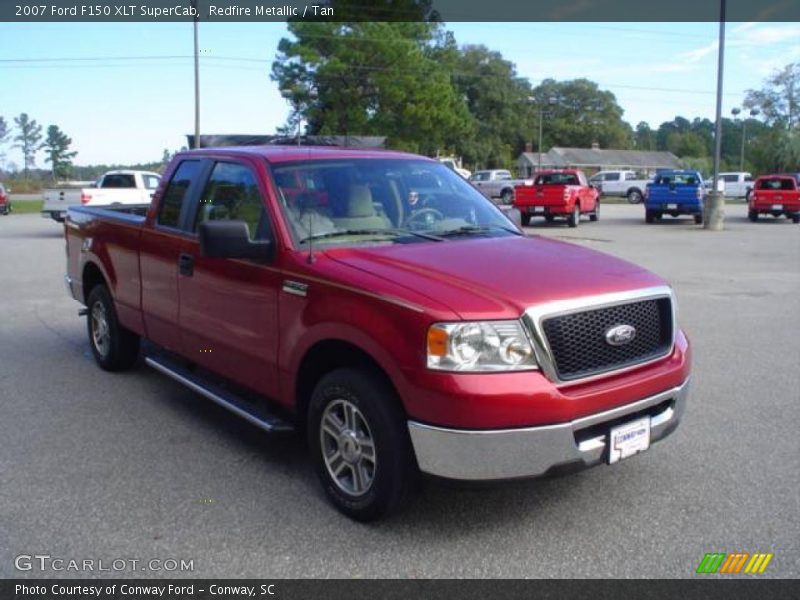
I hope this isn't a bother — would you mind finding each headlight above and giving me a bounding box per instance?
[427,320,537,372]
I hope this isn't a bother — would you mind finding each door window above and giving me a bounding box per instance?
[194,162,271,240]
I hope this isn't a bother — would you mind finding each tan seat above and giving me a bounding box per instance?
[331,185,391,230]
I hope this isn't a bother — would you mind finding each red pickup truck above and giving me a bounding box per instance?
[513,169,600,227]
[748,175,800,223]
[65,147,690,521]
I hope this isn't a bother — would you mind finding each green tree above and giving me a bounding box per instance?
[744,63,799,130]
[43,125,78,181]
[271,21,471,155]
[0,116,9,162]
[442,45,536,169]
[13,113,44,178]
[634,122,655,150]
[530,78,633,150]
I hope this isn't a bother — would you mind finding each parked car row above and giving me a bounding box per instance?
[506,167,799,227]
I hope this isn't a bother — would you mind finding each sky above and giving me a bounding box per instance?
[1,20,799,167]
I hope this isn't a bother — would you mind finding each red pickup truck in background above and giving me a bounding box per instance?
[748,175,800,223]
[513,169,600,227]
[64,147,690,520]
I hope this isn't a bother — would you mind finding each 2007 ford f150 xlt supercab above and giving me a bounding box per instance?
[65,146,691,521]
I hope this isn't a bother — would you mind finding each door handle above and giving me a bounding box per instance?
[178,253,194,276]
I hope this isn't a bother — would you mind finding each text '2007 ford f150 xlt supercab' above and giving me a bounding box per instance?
[65,146,691,521]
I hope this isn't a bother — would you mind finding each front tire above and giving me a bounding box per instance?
[627,189,643,204]
[567,204,580,228]
[308,368,417,521]
[86,285,140,371]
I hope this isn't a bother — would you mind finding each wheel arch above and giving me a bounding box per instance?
[293,338,403,431]
[82,261,108,304]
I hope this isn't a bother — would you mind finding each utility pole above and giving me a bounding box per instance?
[705,0,726,230]
[192,0,200,149]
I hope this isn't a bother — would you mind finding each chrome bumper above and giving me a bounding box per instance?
[407,378,689,481]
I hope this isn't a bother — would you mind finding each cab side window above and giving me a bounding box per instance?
[157,160,201,228]
[194,162,271,241]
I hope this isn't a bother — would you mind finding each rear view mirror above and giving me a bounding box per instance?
[199,220,273,260]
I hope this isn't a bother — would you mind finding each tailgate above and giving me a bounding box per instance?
[43,189,82,211]
[753,190,800,208]
[648,185,700,205]
[514,185,567,207]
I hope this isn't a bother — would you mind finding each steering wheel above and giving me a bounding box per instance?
[405,207,445,228]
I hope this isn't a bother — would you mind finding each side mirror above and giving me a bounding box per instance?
[506,208,523,228]
[198,220,273,261]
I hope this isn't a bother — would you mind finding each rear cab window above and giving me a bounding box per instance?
[157,160,202,228]
[535,173,579,185]
[756,178,796,191]
[101,173,136,188]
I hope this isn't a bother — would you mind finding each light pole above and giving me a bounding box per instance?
[705,0,726,231]
[191,0,200,149]
[530,96,557,172]
[732,107,760,171]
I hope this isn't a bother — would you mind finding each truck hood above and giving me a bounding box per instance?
[323,235,665,319]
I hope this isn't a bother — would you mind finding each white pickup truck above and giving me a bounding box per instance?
[588,170,651,204]
[717,172,754,199]
[42,170,161,222]
[470,169,527,204]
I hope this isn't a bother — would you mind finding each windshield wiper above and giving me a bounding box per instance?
[298,227,443,244]
[435,224,522,237]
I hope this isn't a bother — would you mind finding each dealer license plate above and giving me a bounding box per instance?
[667,203,678,209]
[771,204,783,210]
[608,417,651,464]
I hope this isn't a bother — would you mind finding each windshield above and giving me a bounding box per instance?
[271,158,518,248]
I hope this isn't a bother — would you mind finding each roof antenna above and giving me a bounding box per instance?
[306,208,316,264]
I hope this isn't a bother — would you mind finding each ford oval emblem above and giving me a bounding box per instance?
[605,324,636,346]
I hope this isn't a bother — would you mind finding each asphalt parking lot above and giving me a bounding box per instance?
[1,203,798,578]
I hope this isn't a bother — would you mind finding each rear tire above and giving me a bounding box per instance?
[544,214,555,223]
[793,214,800,224]
[500,189,513,205]
[308,367,417,522]
[748,210,758,222]
[86,285,140,372]
[520,213,531,227]
[645,210,655,224]
[589,201,599,222]
[567,205,580,228]
[694,213,703,225]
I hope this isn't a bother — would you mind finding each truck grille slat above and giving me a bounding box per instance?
[541,298,673,381]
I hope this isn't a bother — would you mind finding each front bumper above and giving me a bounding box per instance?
[408,377,689,481]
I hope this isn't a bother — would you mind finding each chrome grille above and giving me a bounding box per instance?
[541,297,673,381]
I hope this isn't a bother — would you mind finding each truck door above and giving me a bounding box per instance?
[177,159,281,399]
[140,159,206,353]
